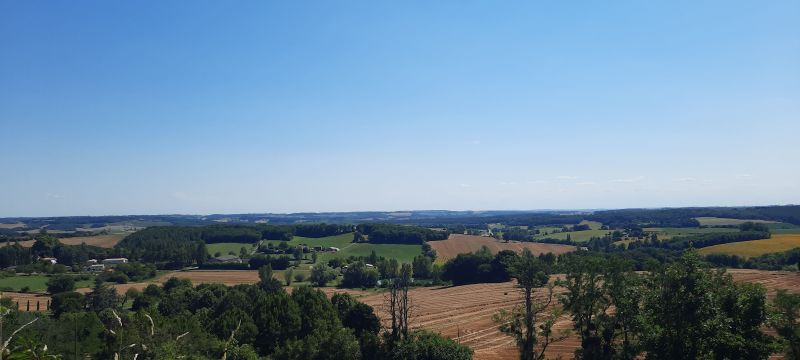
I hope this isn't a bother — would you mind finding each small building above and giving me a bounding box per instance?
[86,259,98,265]
[86,264,105,272]
[578,247,589,251]
[327,247,340,252]
[102,258,129,266]
[208,255,243,264]
[39,257,57,265]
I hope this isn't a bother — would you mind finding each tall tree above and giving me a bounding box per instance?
[494,249,561,360]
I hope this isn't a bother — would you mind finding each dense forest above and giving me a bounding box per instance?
[356,224,449,244]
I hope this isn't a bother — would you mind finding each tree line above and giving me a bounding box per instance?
[356,224,449,244]
[495,249,798,360]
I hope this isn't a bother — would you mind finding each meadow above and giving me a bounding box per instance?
[643,227,738,240]
[534,229,610,242]
[264,233,424,263]
[207,242,256,256]
[0,274,95,292]
[695,217,776,226]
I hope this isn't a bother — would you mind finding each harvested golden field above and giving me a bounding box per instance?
[355,269,800,360]
[157,270,260,286]
[430,234,576,261]
[699,234,800,258]
[59,233,127,248]
[0,240,35,247]
[2,292,51,311]
[0,222,25,229]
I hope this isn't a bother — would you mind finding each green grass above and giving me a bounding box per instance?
[695,217,776,226]
[579,220,603,230]
[263,233,423,264]
[207,242,256,256]
[0,275,96,292]
[534,229,611,243]
[767,223,800,235]
[318,243,423,264]
[264,233,354,249]
[643,227,738,240]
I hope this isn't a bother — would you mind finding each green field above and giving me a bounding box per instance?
[264,233,354,249]
[579,220,603,230]
[264,233,423,264]
[644,227,738,240]
[207,242,256,256]
[0,275,96,292]
[318,243,423,264]
[767,223,800,235]
[695,217,776,226]
[534,229,611,243]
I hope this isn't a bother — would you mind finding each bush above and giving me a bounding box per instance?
[309,264,337,287]
[46,275,76,294]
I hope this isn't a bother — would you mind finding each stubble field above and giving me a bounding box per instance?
[429,234,576,261]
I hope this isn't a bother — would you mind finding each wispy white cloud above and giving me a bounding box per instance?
[556,175,578,180]
[675,177,696,182]
[611,176,645,183]
[459,183,471,188]
[527,180,547,184]
[577,181,596,186]
[45,193,64,199]
[736,174,753,179]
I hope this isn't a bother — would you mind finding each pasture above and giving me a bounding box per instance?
[0,275,95,292]
[534,229,610,242]
[644,227,738,240]
[695,217,776,226]
[263,233,353,249]
[698,234,800,258]
[264,233,423,263]
[207,242,256,256]
[429,234,575,261]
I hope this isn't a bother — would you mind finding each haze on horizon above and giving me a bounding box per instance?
[1,1,798,218]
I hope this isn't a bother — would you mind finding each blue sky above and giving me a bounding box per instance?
[1,1,798,217]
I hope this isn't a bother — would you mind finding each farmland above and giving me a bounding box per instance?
[0,274,95,292]
[534,229,610,242]
[695,217,776,226]
[0,233,128,248]
[206,242,256,256]
[265,233,424,263]
[643,226,738,240]
[58,233,128,248]
[354,269,800,360]
[698,234,800,258]
[429,234,575,261]
[0,222,25,229]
